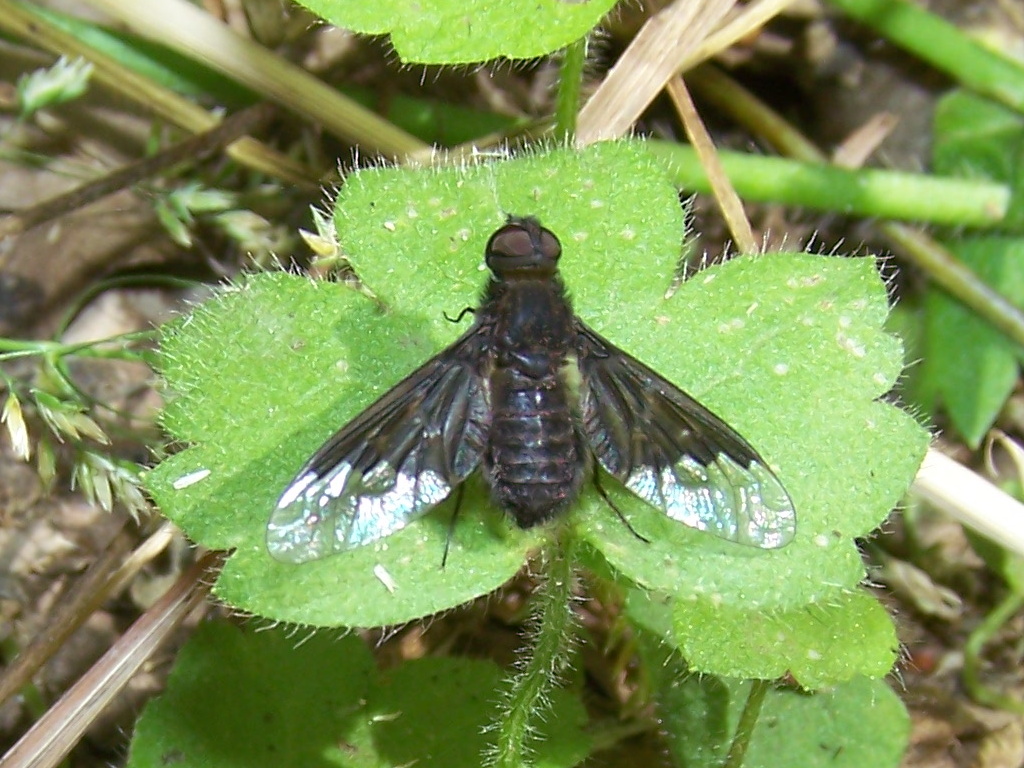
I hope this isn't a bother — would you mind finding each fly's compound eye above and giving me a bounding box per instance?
[537,228,561,261]
[485,217,562,275]
[488,224,534,260]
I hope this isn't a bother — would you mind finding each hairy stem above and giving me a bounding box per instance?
[723,678,770,768]
[489,529,577,768]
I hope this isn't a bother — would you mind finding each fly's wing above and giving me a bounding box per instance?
[267,329,490,563]
[576,321,795,549]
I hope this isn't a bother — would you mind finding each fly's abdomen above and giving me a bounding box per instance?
[486,368,584,528]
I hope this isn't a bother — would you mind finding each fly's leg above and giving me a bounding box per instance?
[444,306,476,324]
[441,484,467,568]
[592,459,651,544]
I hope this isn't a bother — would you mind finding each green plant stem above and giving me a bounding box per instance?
[646,140,1010,229]
[963,588,1024,714]
[687,65,823,163]
[826,0,1024,115]
[723,679,770,768]
[0,331,156,362]
[682,65,1024,353]
[880,225,1024,351]
[554,37,588,141]
[490,529,577,768]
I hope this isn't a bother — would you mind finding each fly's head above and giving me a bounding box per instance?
[485,216,562,280]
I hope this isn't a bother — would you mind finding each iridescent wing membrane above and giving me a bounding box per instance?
[267,330,489,563]
[575,322,796,549]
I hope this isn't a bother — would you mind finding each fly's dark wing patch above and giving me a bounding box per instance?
[267,330,490,563]
[576,321,795,549]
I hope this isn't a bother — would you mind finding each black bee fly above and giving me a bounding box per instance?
[268,216,796,563]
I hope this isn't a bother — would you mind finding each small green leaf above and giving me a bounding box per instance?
[652,661,732,768]
[293,0,615,64]
[659,673,909,768]
[626,584,898,688]
[744,677,908,768]
[126,621,589,767]
[126,622,376,767]
[16,55,92,117]
[674,589,898,688]
[919,238,1024,447]
[635,626,909,768]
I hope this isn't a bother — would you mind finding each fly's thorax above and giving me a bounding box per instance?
[481,271,574,350]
